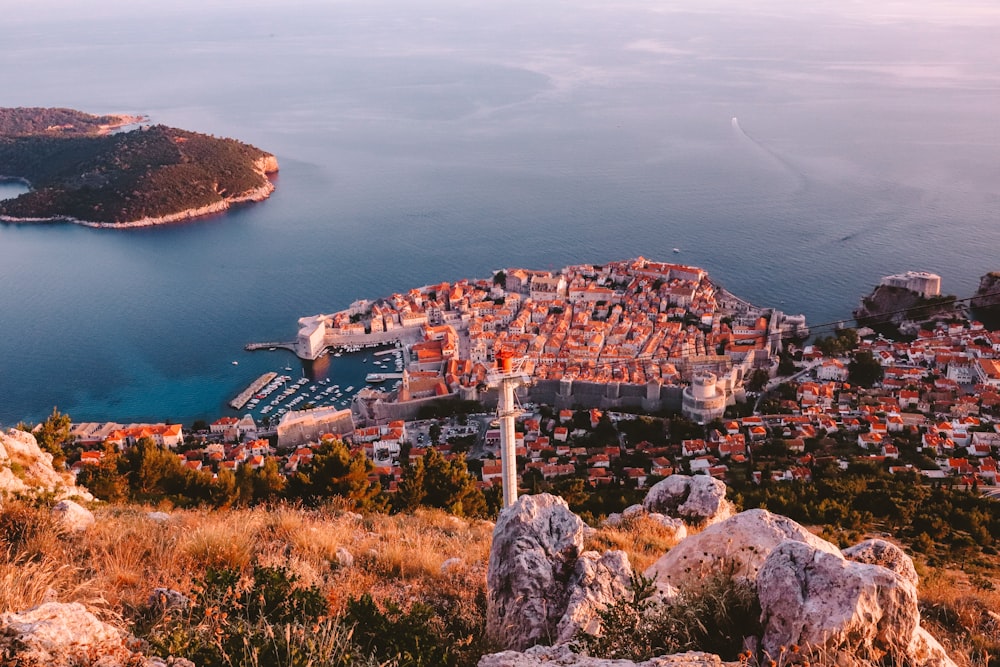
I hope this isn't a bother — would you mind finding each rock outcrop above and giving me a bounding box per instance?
[971,272,1000,316]
[486,493,633,651]
[556,549,632,644]
[0,428,91,501]
[643,508,840,592]
[479,644,733,667]
[643,474,733,527]
[842,538,918,585]
[0,601,192,667]
[51,499,95,533]
[758,539,955,667]
[482,488,957,667]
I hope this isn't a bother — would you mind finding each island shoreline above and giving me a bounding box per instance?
[0,155,278,229]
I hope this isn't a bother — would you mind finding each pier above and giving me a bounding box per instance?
[230,372,278,410]
[245,341,297,353]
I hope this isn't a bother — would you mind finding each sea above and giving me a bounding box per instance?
[2,0,1000,426]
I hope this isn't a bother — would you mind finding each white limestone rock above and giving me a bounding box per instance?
[622,504,646,520]
[478,644,730,667]
[644,509,841,592]
[842,538,918,586]
[0,428,93,502]
[486,493,586,650]
[147,511,172,523]
[0,601,199,666]
[909,626,960,667]
[643,474,733,526]
[757,539,933,665]
[51,499,95,533]
[335,546,354,568]
[556,549,633,644]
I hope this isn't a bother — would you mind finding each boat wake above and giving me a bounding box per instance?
[730,115,808,193]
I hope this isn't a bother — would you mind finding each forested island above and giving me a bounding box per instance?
[0,107,278,227]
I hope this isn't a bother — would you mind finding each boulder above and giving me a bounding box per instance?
[757,540,924,665]
[622,504,646,520]
[556,550,633,644]
[843,538,918,586]
[335,546,354,568]
[146,511,172,523]
[486,493,586,650]
[51,499,95,533]
[643,474,733,526]
[0,601,190,666]
[909,626,960,667]
[0,428,92,501]
[478,644,730,667]
[644,509,841,592]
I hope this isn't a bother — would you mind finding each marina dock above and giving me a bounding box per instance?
[230,372,278,410]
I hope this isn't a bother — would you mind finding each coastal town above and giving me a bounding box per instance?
[55,259,1000,500]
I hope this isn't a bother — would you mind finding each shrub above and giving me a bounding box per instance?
[142,564,378,667]
[576,569,760,661]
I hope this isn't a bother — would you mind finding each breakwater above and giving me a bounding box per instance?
[229,372,277,410]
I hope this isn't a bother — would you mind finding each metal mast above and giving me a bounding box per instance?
[486,348,530,508]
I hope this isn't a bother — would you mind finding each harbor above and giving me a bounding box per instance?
[230,345,405,425]
[229,372,277,410]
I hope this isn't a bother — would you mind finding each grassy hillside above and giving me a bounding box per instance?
[0,108,276,224]
[1,500,995,667]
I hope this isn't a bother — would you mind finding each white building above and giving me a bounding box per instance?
[879,271,941,299]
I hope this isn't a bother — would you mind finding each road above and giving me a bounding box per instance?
[754,360,824,412]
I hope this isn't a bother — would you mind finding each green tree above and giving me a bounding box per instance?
[235,458,286,505]
[777,354,796,376]
[75,441,128,503]
[421,449,488,517]
[848,350,884,388]
[393,457,427,513]
[124,437,185,499]
[290,438,384,510]
[19,407,72,468]
[746,369,770,393]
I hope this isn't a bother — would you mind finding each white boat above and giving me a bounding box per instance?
[673,248,680,253]
[366,373,386,383]
[232,361,239,365]
[345,385,354,392]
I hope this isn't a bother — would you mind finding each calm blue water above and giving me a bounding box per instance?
[2,0,1000,425]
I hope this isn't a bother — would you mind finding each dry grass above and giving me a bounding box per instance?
[586,514,690,572]
[2,498,996,667]
[0,499,493,629]
[918,568,1000,667]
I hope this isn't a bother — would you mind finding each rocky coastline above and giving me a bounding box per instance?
[0,154,278,228]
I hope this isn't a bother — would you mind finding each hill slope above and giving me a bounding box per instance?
[0,107,278,227]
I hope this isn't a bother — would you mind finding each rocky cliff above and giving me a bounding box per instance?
[854,285,960,336]
[971,272,1000,319]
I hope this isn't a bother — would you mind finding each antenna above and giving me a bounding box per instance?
[485,348,531,508]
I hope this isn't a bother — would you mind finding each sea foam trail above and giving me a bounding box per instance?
[730,115,808,193]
